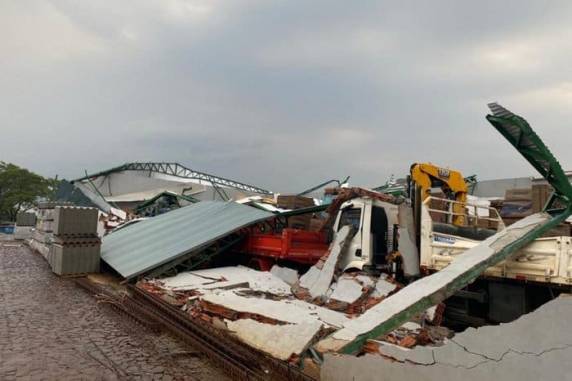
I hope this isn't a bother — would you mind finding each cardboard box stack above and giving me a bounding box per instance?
[500,188,533,224]
[501,186,570,237]
[47,206,101,275]
[277,195,316,230]
[532,183,553,213]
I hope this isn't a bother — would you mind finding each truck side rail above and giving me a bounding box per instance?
[422,196,505,229]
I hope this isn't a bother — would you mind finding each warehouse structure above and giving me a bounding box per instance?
[71,162,273,213]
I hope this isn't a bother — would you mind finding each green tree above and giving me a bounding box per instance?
[0,162,51,221]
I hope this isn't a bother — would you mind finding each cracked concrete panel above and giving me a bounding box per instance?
[159,266,292,296]
[322,347,572,381]
[270,265,299,286]
[225,319,322,361]
[328,277,364,304]
[201,290,349,328]
[374,341,435,365]
[398,203,420,277]
[433,340,485,368]
[321,294,572,381]
[452,293,572,361]
[371,275,398,298]
[298,225,352,299]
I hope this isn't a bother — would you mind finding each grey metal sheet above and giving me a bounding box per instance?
[101,201,273,279]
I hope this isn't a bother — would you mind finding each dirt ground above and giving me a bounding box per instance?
[0,239,230,381]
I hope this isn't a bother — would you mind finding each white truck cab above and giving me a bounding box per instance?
[332,197,398,272]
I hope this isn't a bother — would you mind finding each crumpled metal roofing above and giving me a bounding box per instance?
[101,201,273,279]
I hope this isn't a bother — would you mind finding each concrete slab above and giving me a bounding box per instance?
[270,265,299,286]
[398,203,420,277]
[298,226,352,299]
[321,294,572,381]
[328,277,364,304]
[288,299,351,329]
[373,341,435,364]
[322,348,572,381]
[225,319,322,361]
[452,293,572,361]
[159,266,292,296]
[371,275,398,298]
[201,290,349,328]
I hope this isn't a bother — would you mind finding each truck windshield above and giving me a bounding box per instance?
[338,207,361,232]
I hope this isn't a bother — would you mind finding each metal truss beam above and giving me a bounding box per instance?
[73,162,272,195]
[144,233,245,279]
[487,103,572,202]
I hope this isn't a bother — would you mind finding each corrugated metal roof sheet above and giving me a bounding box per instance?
[101,201,273,279]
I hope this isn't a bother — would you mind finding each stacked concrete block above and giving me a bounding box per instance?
[53,207,98,236]
[16,212,37,227]
[13,226,34,240]
[47,206,101,275]
[30,203,57,258]
[49,239,101,275]
[14,212,37,240]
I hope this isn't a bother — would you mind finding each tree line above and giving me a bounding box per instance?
[0,162,57,222]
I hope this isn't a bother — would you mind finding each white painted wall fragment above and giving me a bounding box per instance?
[226,319,322,360]
[298,226,352,299]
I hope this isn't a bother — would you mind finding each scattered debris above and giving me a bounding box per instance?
[270,264,299,286]
[225,318,322,361]
[11,103,572,379]
[327,276,365,305]
[316,212,569,354]
[156,266,292,296]
[294,225,353,300]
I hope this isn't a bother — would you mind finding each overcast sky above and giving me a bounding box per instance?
[1,1,572,192]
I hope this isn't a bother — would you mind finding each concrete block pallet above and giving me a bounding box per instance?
[30,204,101,276]
[53,206,98,236]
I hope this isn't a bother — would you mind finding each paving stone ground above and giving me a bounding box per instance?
[0,240,230,381]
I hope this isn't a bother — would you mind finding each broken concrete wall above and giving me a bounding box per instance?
[316,213,562,353]
[321,294,572,381]
[159,266,292,296]
[295,225,352,300]
[397,203,419,277]
[225,319,322,361]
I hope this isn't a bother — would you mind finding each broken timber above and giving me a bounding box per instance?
[316,103,572,354]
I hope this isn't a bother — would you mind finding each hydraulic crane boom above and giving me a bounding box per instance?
[409,163,468,226]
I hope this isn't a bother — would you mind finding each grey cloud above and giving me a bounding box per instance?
[1,1,571,192]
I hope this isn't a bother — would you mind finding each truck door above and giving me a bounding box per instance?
[337,206,362,234]
[336,204,366,270]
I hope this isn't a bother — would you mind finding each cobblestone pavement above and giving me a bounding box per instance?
[0,241,230,381]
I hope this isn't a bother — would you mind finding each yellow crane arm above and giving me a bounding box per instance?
[410,163,468,226]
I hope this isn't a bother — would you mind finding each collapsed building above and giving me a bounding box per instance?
[19,103,572,380]
[71,162,273,213]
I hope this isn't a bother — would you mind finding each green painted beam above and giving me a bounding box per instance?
[487,103,572,201]
[134,191,200,213]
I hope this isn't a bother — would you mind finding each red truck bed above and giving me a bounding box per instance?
[241,228,329,270]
